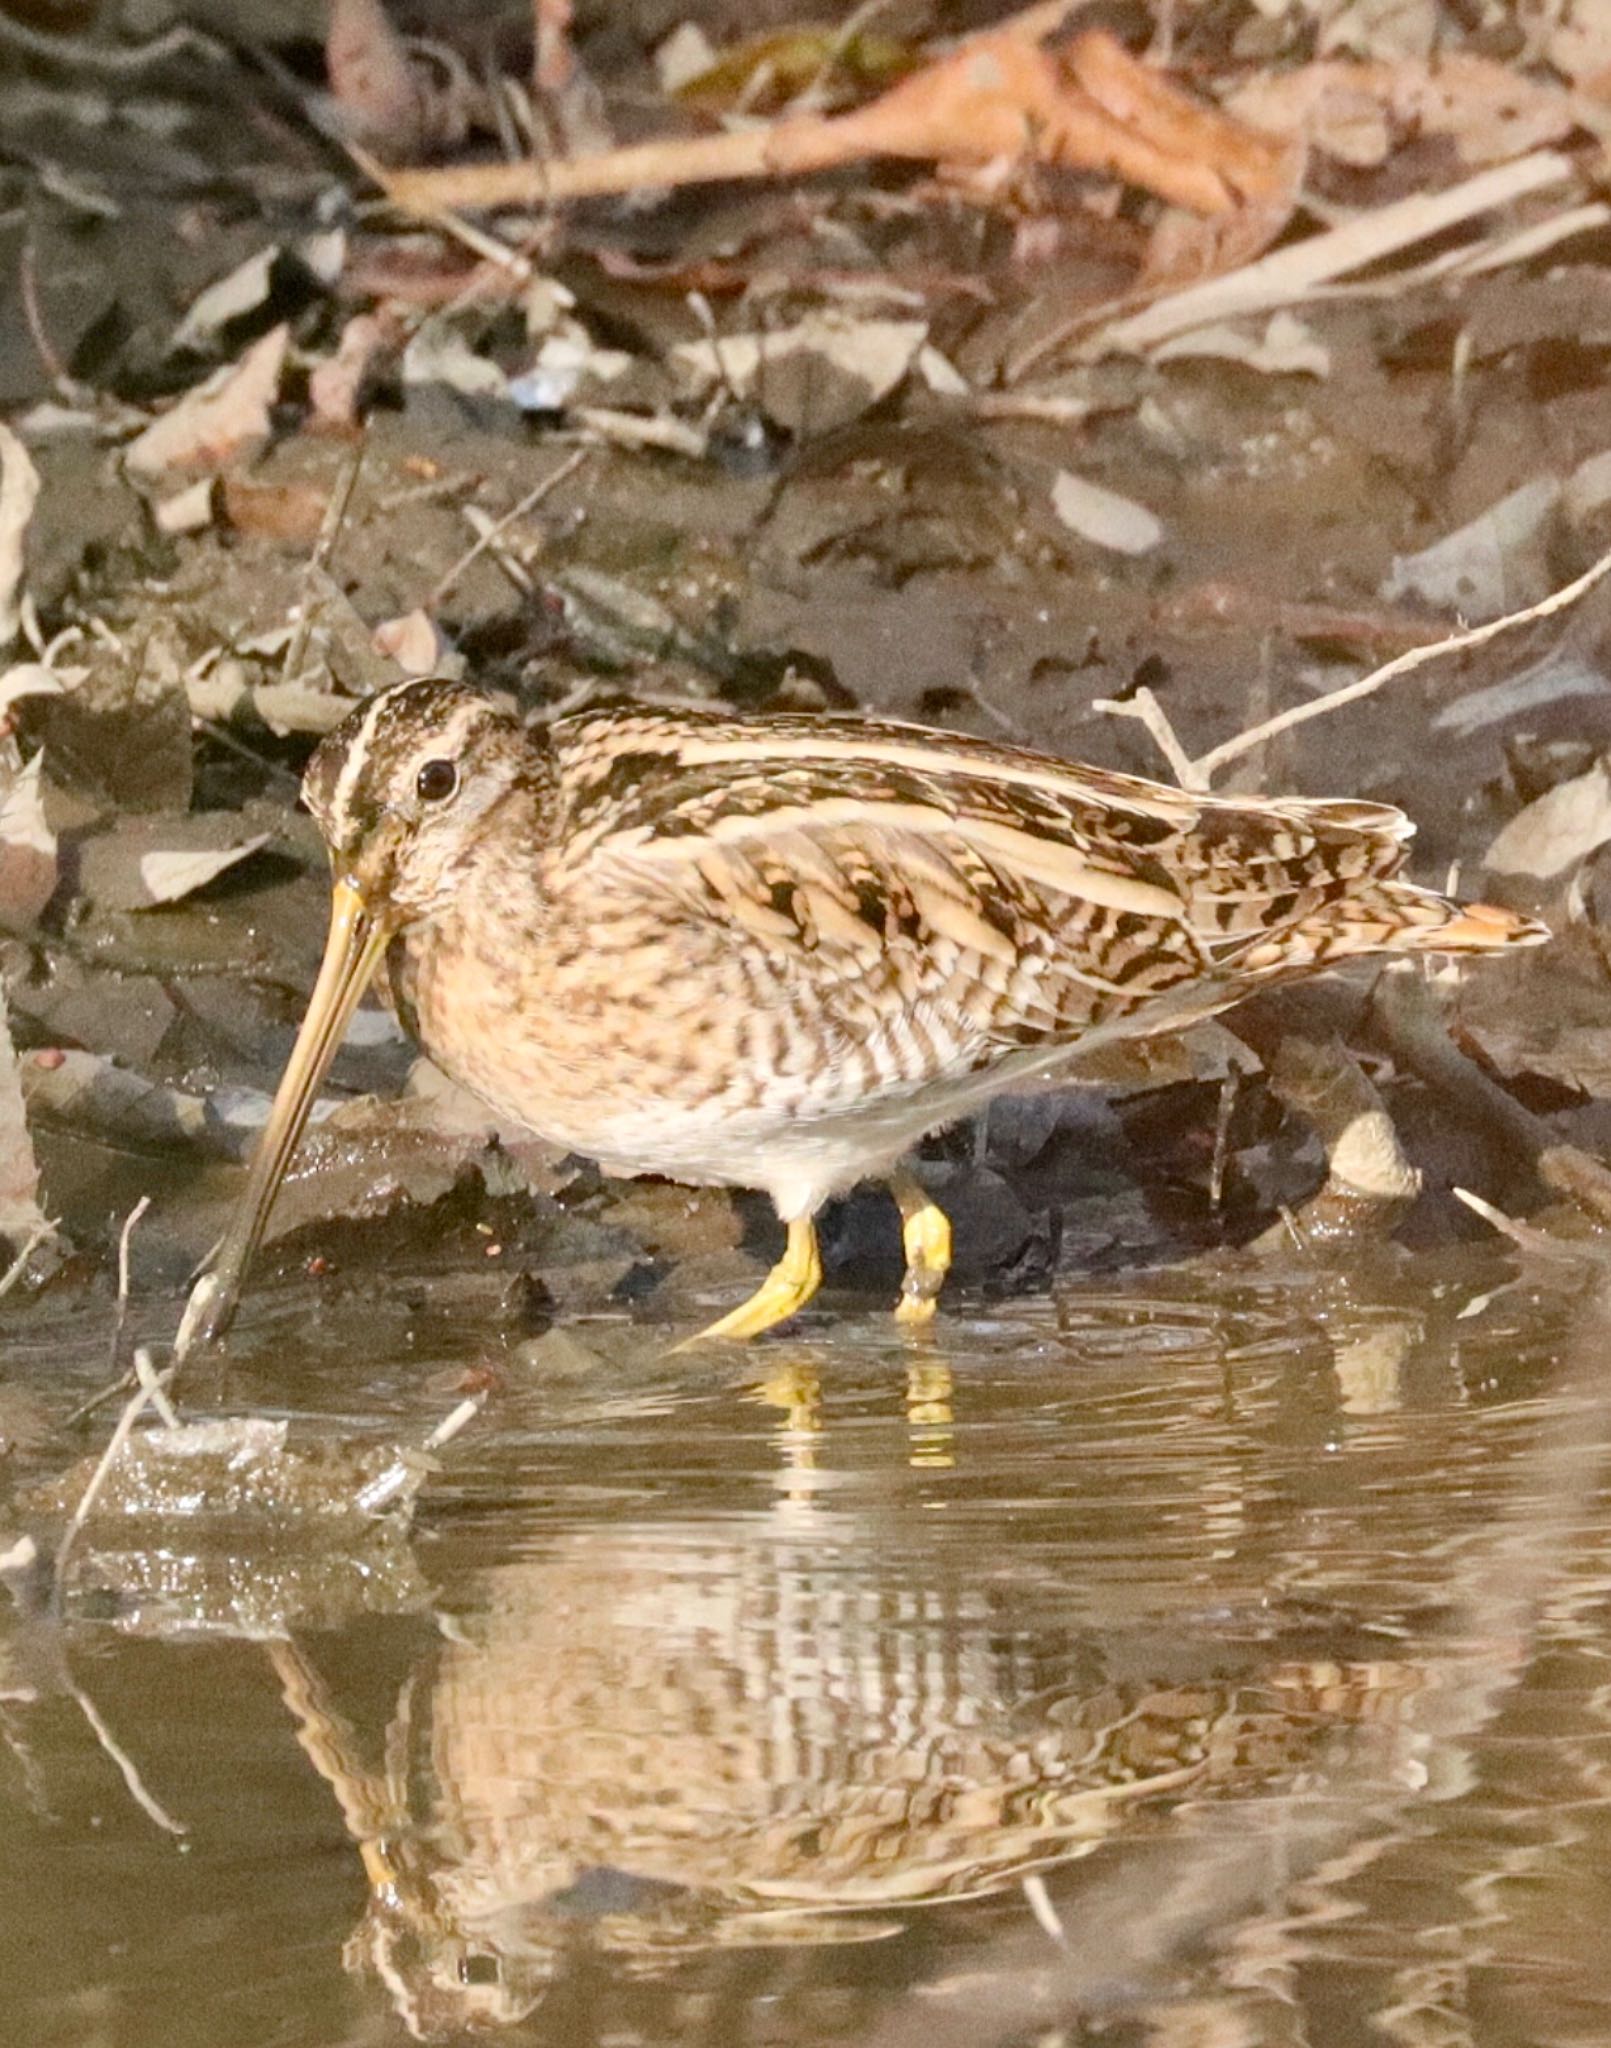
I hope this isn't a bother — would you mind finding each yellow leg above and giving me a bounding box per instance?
[677,1217,823,1347]
[891,1168,953,1326]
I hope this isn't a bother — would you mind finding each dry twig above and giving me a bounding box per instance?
[374,25,1288,221]
[1017,147,1577,377]
[1368,970,1611,1232]
[53,1347,178,1602]
[1099,540,1611,789]
[282,446,366,685]
[429,447,588,608]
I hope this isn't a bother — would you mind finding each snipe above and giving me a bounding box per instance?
[177,678,1546,1353]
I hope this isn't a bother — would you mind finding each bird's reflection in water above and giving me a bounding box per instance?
[267,1497,1419,2039]
[750,1341,956,1472]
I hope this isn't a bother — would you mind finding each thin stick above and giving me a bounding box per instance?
[1074,148,1574,364]
[63,1673,186,1836]
[1192,539,1611,785]
[17,236,76,394]
[350,1389,487,1515]
[0,1217,53,1301]
[1098,543,1611,790]
[346,143,532,279]
[1090,684,1204,789]
[422,1391,486,1453]
[281,446,366,684]
[429,447,588,607]
[53,1347,174,1600]
[132,1341,180,1433]
[106,1193,150,1386]
[795,0,894,113]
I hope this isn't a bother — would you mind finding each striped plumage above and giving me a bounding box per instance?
[178,677,1546,1352]
[279,1532,1390,2028]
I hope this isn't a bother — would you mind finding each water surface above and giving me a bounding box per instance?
[6,1253,1611,2048]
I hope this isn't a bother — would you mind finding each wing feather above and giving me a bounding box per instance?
[548,705,1418,1064]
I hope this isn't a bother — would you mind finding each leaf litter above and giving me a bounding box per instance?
[0,0,1610,1560]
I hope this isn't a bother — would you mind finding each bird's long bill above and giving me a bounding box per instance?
[175,878,391,1359]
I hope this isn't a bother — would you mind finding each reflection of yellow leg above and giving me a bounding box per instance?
[906,1358,955,1470]
[679,1218,823,1346]
[753,1358,822,1434]
[891,1168,953,1325]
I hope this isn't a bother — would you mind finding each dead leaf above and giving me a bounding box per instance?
[170,246,279,353]
[508,325,633,412]
[136,834,270,908]
[326,0,426,155]
[124,326,289,480]
[20,1048,230,1155]
[0,755,57,927]
[1051,470,1162,555]
[917,345,969,395]
[1484,759,1611,881]
[1314,0,1438,62]
[154,478,217,535]
[186,662,357,738]
[1565,447,1611,527]
[1229,55,1576,169]
[1547,11,1611,85]
[372,609,450,675]
[1431,648,1611,739]
[672,312,927,434]
[654,21,716,95]
[1380,477,1561,621]
[309,313,386,432]
[402,319,517,419]
[220,476,329,544]
[0,664,64,723]
[0,424,40,651]
[1154,309,1330,377]
[671,22,917,114]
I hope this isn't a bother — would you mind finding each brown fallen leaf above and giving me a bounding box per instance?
[220,475,330,544]
[372,609,451,676]
[326,0,427,156]
[0,754,57,927]
[124,326,289,480]
[379,25,1290,220]
[308,312,388,432]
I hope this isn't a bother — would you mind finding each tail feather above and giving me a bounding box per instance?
[1418,896,1551,953]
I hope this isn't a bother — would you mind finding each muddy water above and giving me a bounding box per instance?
[7,1253,1611,2048]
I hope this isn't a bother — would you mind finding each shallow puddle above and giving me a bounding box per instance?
[7,1252,1611,2047]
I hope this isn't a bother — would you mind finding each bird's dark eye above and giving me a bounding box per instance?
[416,758,458,803]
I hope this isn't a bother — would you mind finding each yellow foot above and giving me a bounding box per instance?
[891,1169,953,1326]
[675,1217,823,1348]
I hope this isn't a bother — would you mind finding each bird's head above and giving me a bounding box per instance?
[176,677,534,1359]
